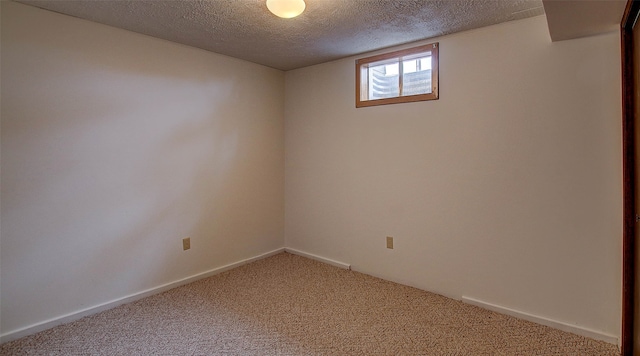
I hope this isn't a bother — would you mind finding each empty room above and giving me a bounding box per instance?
[0,0,634,354]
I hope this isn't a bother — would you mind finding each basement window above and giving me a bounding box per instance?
[356,43,439,108]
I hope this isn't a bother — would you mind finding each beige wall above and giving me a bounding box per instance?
[285,16,622,338]
[0,1,624,343]
[1,2,284,335]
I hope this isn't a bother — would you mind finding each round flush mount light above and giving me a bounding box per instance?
[266,0,306,18]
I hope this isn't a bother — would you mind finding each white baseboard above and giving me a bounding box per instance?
[0,248,285,344]
[9,251,615,347]
[462,296,619,345]
[284,248,351,270]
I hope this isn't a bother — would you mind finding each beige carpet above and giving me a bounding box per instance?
[0,252,620,355]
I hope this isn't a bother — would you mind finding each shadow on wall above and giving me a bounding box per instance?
[1,2,283,334]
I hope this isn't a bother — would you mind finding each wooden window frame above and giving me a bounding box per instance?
[356,42,439,108]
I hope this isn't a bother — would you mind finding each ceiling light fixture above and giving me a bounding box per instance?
[266,0,306,19]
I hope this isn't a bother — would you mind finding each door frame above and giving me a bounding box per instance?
[621,1,640,355]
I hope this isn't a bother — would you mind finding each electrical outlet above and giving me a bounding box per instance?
[183,237,191,251]
[386,236,394,249]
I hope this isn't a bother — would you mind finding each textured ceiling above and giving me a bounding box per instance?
[17,0,546,71]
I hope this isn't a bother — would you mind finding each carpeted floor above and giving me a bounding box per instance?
[0,252,620,355]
